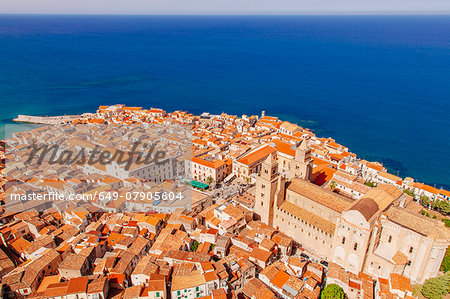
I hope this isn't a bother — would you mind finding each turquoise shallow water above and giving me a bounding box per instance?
[0,15,449,188]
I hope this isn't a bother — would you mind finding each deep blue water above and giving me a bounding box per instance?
[0,15,449,188]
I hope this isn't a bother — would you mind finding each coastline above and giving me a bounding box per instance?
[1,15,448,190]
[4,107,449,190]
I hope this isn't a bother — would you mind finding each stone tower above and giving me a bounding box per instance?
[293,139,313,181]
[254,153,279,226]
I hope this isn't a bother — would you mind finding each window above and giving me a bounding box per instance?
[388,235,392,243]
[342,237,346,244]
[354,243,358,251]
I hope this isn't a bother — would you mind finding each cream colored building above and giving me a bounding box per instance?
[254,144,350,258]
[233,145,276,184]
[254,142,450,284]
[272,139,313,181]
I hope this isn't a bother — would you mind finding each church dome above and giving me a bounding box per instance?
[349,197,379,221]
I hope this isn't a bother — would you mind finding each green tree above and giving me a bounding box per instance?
[330,181,337,191]
[191,240,199,252]
[364,181,376,187]
[421,195,430,208]
[431,200,439,211]
[440,247,450,273]
[403,189,415,197]
[321,284,345,299]
[206,176,213,185]
[438,200,450,216]
[421,272,450,299]
[442,219,450,228]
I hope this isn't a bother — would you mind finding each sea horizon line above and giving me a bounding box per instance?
[1,12,450,16]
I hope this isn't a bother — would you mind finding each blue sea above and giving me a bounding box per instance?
[0,15,449,188]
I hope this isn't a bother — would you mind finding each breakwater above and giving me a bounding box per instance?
[13,114,82,124]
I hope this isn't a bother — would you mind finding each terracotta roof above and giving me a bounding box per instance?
[204,271,219,282]
[389,273,412,292]
[288,178,352,213]
[439,189,450,197]
[270,270,290,288]
[272,139,295,157]
[349,197,380,221]
[242,278,276,299]
[420,184,440,195]
[392,250,409,265]
[250,247,272,262]
[44,282,69,298]
[363,184,402,211]
[349,280,361,290]
[312,165,337,186]
[379,171,402,182]
[123,285,143,299]
[59,253,87,271]
[385,206,450,239]
[87,277,108,294]
[366,162,384,171]
[10,237,31,253]
[171,270,206,291]
[67,277,89,295]
[237,145,276,166]
[36,275,60,293]
[286,256,307,268]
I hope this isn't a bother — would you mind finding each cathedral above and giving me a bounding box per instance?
[254,140,449,284]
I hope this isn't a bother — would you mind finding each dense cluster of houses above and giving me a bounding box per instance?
[0,105,448,299]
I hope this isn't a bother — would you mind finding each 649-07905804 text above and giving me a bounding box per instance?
[8,191,185,201]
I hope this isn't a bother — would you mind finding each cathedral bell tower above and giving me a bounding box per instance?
[254,153,279,226]
[293,140,313,182]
